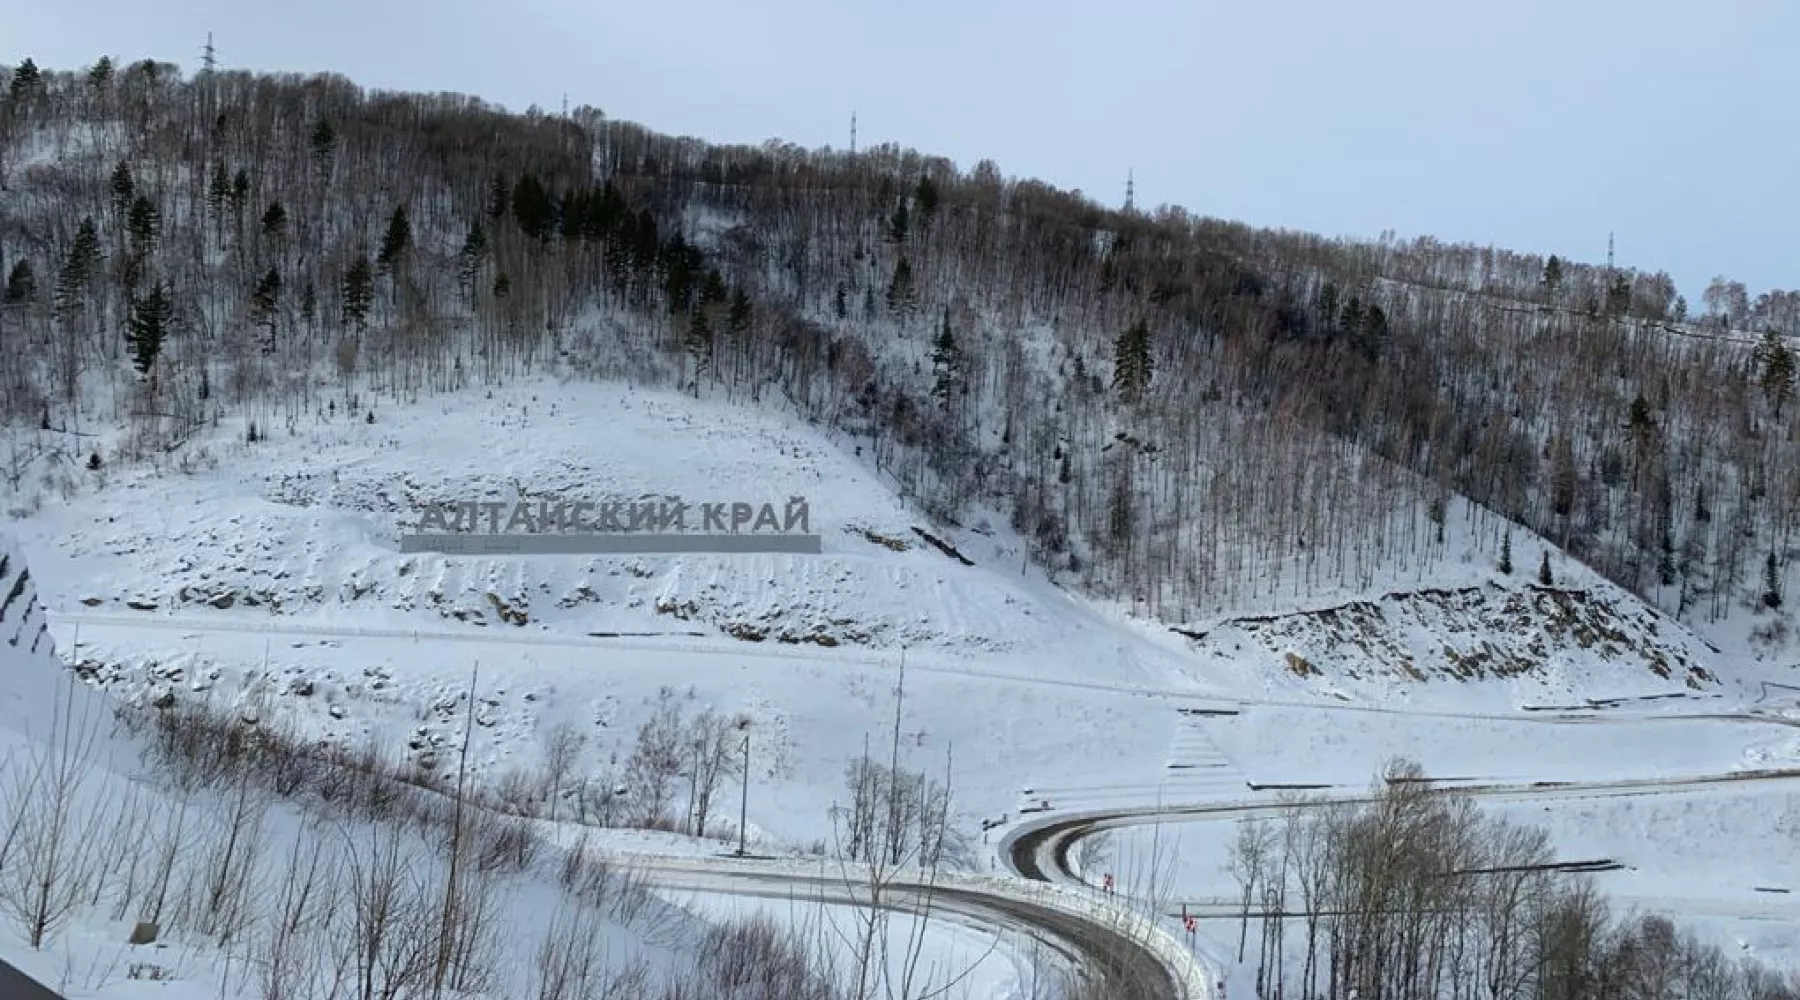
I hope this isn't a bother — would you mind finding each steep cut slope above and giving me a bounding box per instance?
[1179,576,1722,708]
[0,536,53,664]
[14,378,1193,688]
[0,532,128,760]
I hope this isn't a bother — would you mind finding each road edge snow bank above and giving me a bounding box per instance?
[615,850,1213,1000]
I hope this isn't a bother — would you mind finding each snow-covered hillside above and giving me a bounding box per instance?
[0,534,1044,999]
[14,381,1187,674]
[4,373,1798,996]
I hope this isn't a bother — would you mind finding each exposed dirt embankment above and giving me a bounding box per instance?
[1184,582,1717,697]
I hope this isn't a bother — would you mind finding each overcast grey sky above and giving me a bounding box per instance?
[7,0,1796,301]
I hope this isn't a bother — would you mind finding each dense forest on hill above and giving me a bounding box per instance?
[0,56,1794,640]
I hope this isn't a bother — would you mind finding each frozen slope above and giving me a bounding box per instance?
[14,379,1197,690]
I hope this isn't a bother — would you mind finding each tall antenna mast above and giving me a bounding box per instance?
[850,112,857,155]
[561,92,569,118]
[1125,168,1135,211]
[1607,232,1615,274]
[200,32,217,74]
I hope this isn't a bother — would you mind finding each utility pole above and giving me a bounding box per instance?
[850,112,857,155]
[735,717,751,856]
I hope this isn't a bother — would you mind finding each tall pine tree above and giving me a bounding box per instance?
[457,222,487,301]
[3,260,35,304]
[886,257,915,317]
[109,161,135,215]
[251,267,281,348]
[684,308,713,383]
[126,282,172,375]
[930,308,963,401]
[127,194,160,255]
[55,217,102,316]
[376,205,411,273]
[1112,320,1153,403]
[1755,330,1794,416]
[342,254,373,332]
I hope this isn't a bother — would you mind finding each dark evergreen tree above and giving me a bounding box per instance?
[915,176,940,219]
[55,217,102,314]
[251,267,281,347]
[1499,532,1513,575]
[87,56,114,91]
[684,308,713,379]
[457,222,487,297]
[8,58,40,98]
[127,194,160,254]
[376,205,411,273]
[3,260,34,304]
[886,257,914,315]
[1341,296,1365,347]
[309,119,336,177]
[1107,474,1134,548]
[699,268,727,307]
[1755,329,1794,415]
[342,255,373,331]
[261,200,286,237]
[208,161,231,218]
[1112,320,1154,403]
[930,308,963,401]
[1549,434,1577,518]
[1765,553,1784,610]
[488,175,512,221]
[511,174,554,241]
[833,282,848,320]
[1539,550,1554,586]
[1542,255,1563,294]
[1316,282,1340,334]
[661,235,698,314]
[889,196,910,243]
[559,189,587,241]
[229,168,251,218]
[1606,275,1633,316]
[1361,303,1391,361]
[126,282,172,375]
[727,287,752,338]
[109,161,135,215]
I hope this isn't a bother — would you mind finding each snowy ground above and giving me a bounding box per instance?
[1096,779,1800,970]
[0,535,1058,1000]
[2,374,1797,995]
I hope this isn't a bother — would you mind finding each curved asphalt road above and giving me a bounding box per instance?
[1001,766,1800,905]
[625,854,1190,1000]
[0,959,60,999]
